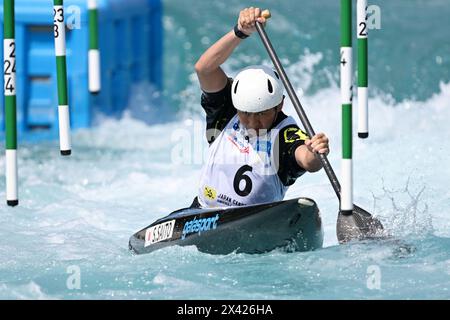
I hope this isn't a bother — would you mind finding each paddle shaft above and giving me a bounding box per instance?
[256,22,343,202]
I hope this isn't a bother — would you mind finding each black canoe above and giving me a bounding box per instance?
[129,197,324,255]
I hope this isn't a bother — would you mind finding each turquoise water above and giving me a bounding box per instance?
[164,0,450,105]
[0,0,450,299]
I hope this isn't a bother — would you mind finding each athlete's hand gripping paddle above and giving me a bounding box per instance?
[257,10,384,243]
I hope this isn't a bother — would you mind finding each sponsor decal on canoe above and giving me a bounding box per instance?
[144,220,176,247]
[181,214,220,240]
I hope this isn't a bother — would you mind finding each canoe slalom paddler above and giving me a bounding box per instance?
[193,7,330,208]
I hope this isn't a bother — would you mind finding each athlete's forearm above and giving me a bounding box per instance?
[195,7,265,92]
[195,30,241,74]
[195,30,243,92]
[295,146,324,173]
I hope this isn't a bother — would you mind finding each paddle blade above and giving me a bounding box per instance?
[337,205,385,244]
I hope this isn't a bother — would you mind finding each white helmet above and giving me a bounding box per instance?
[231,65,284,113]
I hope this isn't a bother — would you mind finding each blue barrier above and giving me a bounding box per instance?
[0,0,163,139]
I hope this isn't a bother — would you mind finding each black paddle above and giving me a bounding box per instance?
[255,14,384,243]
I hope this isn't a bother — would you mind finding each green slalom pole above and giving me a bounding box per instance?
[88,0,101,93]
[3,0,18,206]
[357,0,368,138]
[340,0,353,215]
[53,0,71,155]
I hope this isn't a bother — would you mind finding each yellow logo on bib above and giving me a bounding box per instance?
[203,186,217,200]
